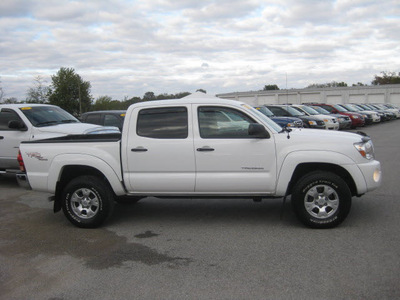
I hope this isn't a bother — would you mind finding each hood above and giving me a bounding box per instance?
[275,128,367,156]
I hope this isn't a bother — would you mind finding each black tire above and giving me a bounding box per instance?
[291,171,352,229]
[61,175,114,228]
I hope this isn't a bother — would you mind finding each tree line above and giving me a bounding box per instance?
[1,68,399,116]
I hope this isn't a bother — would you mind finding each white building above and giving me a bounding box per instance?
[217,85,400,106]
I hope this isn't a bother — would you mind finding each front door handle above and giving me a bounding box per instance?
[131,147,148,152]
[197,147,215,152]
[0,136,4,140]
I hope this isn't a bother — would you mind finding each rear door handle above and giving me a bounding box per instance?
[0,136,4,140]
[131,147,148,152]
[197,147,215,152]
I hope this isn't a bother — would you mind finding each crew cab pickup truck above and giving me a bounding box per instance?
[17,96,382,229]
[0,103,118,175]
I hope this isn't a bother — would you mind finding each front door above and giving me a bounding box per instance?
[193,105,277,194]
[0,109,30,170]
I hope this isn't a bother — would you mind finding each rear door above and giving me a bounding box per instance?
[123,105,196,193]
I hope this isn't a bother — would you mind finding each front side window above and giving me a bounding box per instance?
[0,109,24,130]
[137,107,188,139]
[198,106,255,138]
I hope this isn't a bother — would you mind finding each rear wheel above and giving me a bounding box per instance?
[61,175,114,228]
[291,171,352,228]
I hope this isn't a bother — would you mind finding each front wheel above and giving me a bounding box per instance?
[291,171,352,229]
[61,175,114,228]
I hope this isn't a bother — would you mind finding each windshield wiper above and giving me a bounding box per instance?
[35,120,60,127]
[61,119,78,123]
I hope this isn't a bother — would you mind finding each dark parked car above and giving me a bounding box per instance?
[254,106,303,128]
[266,105,325,129]
[336,104,376,125]
[81,110,126,131]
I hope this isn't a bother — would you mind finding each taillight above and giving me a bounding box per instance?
[17,150,25,172]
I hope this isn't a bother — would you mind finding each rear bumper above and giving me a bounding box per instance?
[16,173,32,190]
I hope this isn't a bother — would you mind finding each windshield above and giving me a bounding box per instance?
[243,105,281,133]
[341,104,358,112]
[20,106,79,127]
[285,106,305,116]
[299,105,319,115]
[333,104,348,112]
[255,106,274,117]
[311,106,330,114]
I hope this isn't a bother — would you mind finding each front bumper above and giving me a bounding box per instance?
[16,173,32,190]
[358,160,382,194]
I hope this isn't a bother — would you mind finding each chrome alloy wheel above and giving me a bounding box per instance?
[304,184,339,219]
[71,188,100,219]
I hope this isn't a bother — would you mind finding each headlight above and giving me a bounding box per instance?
[308,121,317,125]
[354,139,375,160]
[287,122,295,127]
[352,115,359,119]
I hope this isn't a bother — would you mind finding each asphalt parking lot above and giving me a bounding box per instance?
[1,120,400,300]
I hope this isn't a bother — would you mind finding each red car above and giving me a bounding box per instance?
[311,103,365,128]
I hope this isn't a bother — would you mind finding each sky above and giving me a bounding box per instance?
[1,0,399,101]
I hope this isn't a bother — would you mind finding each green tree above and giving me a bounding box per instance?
[26,75,49,103]
[48,67,92,115]
[92,95,113,111]
[143,91,156,101]
[263,84,279,90]
[196,89,207,93]
[372,71,400,85]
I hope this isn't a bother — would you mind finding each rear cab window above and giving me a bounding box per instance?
[136,107,188,139]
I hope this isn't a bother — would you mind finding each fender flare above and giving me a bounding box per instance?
[275,150,366,196]
[48,153,126,196]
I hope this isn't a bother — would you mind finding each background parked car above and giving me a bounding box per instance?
[337,104,376,125]
[372,104,400,119]
[310,103,365,128]
[307,105,352,130]
[362,104,393,121]
[290,104,339,130]
[351,104,382,123]
[266,105,325,129]
[81,110,126,131]
[254,106,303,128]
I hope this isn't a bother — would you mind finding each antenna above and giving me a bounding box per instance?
[286,72,288,105]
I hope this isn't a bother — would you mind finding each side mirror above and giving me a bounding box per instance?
[248,123,270,138]
[8,120,27,131]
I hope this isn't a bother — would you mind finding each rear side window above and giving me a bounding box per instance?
[104,114,121,127]
[84,114,102,125]
[137,107,188,139]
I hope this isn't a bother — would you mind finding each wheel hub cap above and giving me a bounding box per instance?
[304,184,339,219]
[70,188,99,219]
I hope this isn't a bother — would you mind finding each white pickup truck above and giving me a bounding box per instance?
[17,96,382,229]
[0,103,118,175]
